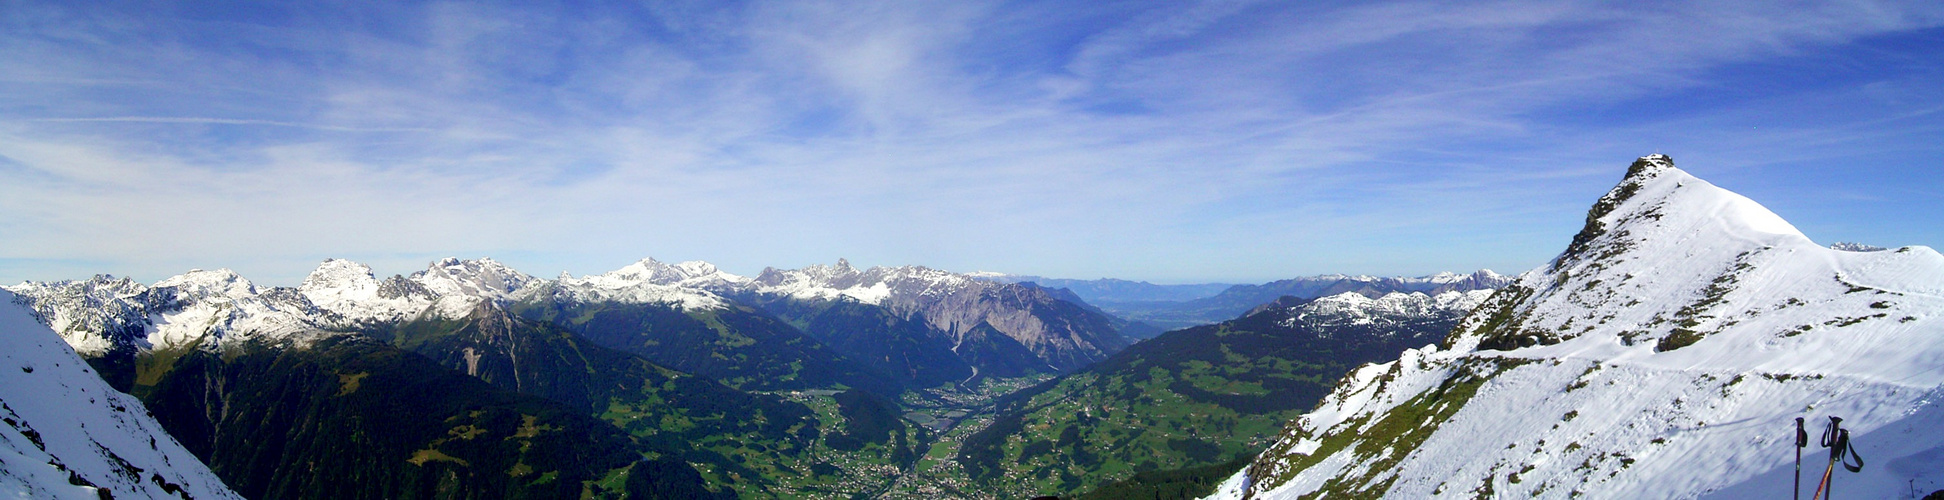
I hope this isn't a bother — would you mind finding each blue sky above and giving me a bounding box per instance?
[2,0,1941,286]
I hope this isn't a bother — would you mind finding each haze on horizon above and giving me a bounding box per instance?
[3,0,1941,287]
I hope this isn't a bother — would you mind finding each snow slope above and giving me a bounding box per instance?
[0,290,241,499]
[1208,155,1944,499]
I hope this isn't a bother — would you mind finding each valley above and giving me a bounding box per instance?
[3,250,1502,498]
[3,155,1940,499]
[11,0,1944,496]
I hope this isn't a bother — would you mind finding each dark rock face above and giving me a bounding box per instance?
[906,280,1132,373]
[734,262,1135,378]
[803,300,975,388]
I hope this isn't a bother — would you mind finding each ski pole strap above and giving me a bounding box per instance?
[1835,429,1864,473]
[1820,416,1843,447]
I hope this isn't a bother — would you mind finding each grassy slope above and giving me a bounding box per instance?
[131,336,678,499]
[513,299,905,396]
[381,305,932,498]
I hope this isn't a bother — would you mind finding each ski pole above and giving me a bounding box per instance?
[1811,416,1843,500]
[1795,417,1806,500]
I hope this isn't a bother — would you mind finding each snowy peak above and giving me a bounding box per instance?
[299,258,379,292]
[1557,155,1803,273]
[604,257,698,284]
[8,256,748,357]
[756,259,870,290]
[3,276,153,357]
[298,259,384,311]
[1462,155,1910,359]
[1211,155,1944,500]
[750,260,964,304]
[1630,152,1674,176]
[410,257,537,300]
[1288,290,1496,328]
[595,257,743,288]
[538,258,732,311]
[152,268,257,301]
[6,269,322,356]
[298,259,438,325]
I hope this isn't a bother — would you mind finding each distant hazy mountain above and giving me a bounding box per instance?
[1092,270,1511,330]
[1210,155,1944,499]
[975,274,1235,304]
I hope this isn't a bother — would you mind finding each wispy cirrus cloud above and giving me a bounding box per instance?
[1,0,1940,285]
[29,116,437,132]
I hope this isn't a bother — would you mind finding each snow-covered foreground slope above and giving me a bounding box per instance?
[0,290,240,499]
[1207,155,1944,499]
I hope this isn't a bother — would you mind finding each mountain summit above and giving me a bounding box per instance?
[1209,155,1944,499]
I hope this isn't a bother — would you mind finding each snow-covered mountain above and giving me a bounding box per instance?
[1104,270,1513,330]
[735,259,1134,373]
[1283,290,1496,330]
[6,257,742,358]
[742,259,974,305]
[518,258,734,311]
[1207,155,1944,499]
[5,254,1122,394]
[1,290,240,499]
[8,269,336,357]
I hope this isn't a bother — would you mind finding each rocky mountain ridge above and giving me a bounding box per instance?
[8,256,1130,377]
[719,259,1135,376]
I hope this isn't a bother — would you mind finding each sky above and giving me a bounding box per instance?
[2,0,1941,286]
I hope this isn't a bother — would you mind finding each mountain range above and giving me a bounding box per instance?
[975,275,1236,304]
[5,154,1932,499]
[1072,271,1512,331]
[3,257,1136,497]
